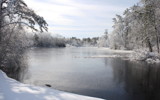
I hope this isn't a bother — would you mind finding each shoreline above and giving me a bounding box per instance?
[0,70,105,100]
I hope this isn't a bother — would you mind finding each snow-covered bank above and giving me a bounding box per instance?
[0,70,105,100]
[99,48,160,64]
[130,50,160,64]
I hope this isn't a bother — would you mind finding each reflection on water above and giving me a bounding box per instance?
[23,47,160,100]
[110,59,160,100]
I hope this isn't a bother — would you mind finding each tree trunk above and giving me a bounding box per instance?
[155,26,160,53]
[147,37,153,52]
[152,7,160,53]
[0,2,2,43]
[153,11,160,53]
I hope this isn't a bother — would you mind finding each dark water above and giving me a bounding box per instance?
[23,47,160,100]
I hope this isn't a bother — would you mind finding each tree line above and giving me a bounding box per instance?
[108,0,160,53]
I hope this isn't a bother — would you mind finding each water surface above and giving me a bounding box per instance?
[23,47,160,100]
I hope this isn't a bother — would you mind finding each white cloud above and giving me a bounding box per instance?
[25,0,137,38]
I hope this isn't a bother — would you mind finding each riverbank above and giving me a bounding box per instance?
[0,70,104,100]
[130,50,160,64]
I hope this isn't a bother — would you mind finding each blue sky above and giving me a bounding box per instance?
[25,0,140,38]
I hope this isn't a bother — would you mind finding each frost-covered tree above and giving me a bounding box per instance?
[109,15,127,49]
[0,0,48,76]
[33,32,66,47]
[66,37,83,47]
[97,30,109,47]
[0,0,48,32]
[140,0,160,52]
[129,0,160,52]
[109,0,160,53]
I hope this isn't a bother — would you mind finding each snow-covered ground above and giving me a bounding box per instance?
[0,70,105,100]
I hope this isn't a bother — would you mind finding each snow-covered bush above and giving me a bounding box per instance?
[0,26,29,81]
[34,33,66,48]
[66,37,99,47]
[130,49,160,63]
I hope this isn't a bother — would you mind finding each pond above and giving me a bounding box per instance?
[22,47,160,100]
